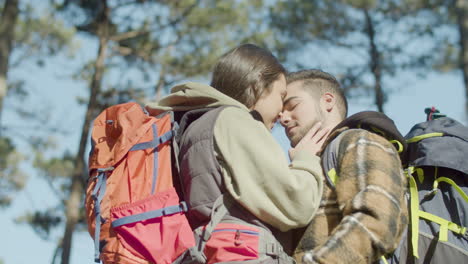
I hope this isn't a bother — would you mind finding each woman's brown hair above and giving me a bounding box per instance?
[210,44,286,108]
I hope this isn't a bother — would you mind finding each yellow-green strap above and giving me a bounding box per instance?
[389,139,404,153]
[409,172,468,253]
[368,125,405,153]
[328,168,338,186]
[407,167,468,258]
[433,177,468,203]
[406,132,443,143]
[381,256,389,264]
[408,175,420,259]
[404,167,413,178]
[406,166,425,185]
[370,125,386,137]
[418,211,467,242]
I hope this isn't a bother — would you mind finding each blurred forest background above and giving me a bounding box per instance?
[1,0,467,263]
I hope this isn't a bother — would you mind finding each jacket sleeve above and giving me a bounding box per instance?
[213,107,324,232]
[309,130,408,263]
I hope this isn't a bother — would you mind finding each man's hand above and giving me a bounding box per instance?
[289,122,331,160]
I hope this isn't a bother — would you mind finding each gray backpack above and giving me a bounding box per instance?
[386,108,468,263]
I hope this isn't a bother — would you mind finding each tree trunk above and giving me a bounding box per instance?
[155,65,166,100]
[364,9,385,113]
[455,0,468,117]
[60,4,110,264]
[0,0,19,131]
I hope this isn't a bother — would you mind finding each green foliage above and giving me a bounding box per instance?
[0,0,79,226]
[34,150,74,180]
[5,79,26,100]
[61,0,276,100]
[1,0,78,133]
[433,40,459,72]
[0,136,26,207]
[17,14,76,56]
[13,3,77,63]
[270,0,440,111]
[31,136,74,197]
[15,207,63,240]
[16,135,88,239]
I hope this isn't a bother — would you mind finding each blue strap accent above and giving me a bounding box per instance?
[111,202,188,228]
[128,123,176,194]
[151,128,177,193]
[158,129,175,145]
[141,105,149,115]
[91,169,110,263]
[212,229,259,235]
[129,124,175,152]
[130,124,159,151]
[151,136,158,194]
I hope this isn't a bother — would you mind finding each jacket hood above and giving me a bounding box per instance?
[145,82,247,115]
[331,111,407,158]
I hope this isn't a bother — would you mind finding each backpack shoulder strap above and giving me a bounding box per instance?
[321,131,348,187]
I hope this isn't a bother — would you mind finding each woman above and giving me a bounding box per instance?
[146,44,323,263]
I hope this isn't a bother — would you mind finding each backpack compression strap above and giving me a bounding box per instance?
[91,167,114,262]
[129,122,177,195]
[406,166,468,259]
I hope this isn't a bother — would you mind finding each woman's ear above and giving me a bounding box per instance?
[321,92,336,113]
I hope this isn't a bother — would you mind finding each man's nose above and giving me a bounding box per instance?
[279,112,290,127]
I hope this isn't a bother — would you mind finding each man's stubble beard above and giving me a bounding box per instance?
[290,107,325,147]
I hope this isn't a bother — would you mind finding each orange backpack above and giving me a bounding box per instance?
[85,102,196,264]
[85,102,291,264]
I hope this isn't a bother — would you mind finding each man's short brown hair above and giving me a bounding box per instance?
[287,69,348,119]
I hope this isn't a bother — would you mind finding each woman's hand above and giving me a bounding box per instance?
[289,122,331,160]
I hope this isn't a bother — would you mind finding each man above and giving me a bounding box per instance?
[280,69,408,263]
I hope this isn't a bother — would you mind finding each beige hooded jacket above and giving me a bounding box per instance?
[146,82,323,232]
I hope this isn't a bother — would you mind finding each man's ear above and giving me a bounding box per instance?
[321,92,336,113]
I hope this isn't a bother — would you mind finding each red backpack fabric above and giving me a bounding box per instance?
[85,102,195,264]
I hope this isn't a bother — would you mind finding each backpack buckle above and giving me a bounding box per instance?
[179,201,188,212]
[97,167,114,172]
[89,175,98,182]
[265,243,279,257]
